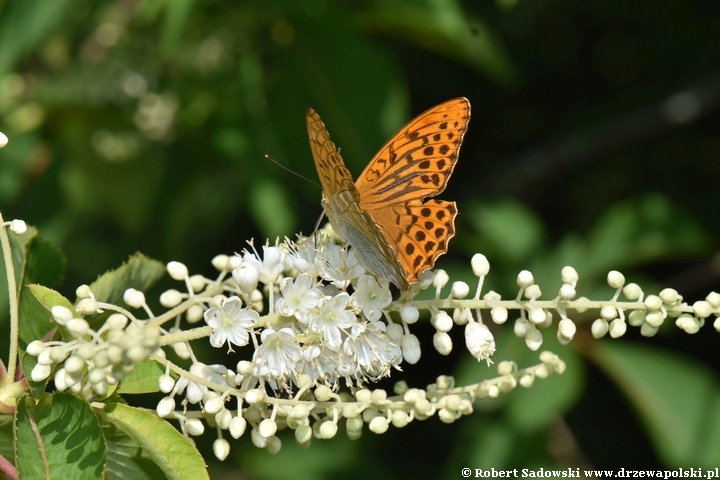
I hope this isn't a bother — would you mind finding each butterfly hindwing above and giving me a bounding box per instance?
[373,200,458,284]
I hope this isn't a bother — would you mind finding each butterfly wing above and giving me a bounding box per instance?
[307,108,409,290]
[356,97,470,283]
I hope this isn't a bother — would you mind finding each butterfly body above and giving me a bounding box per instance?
[307,97,470,290]
[321,186,408,290]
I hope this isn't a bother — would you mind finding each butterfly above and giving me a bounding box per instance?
[307,97,471,290]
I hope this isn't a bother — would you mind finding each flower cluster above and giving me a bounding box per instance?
[26,299,161,397]
[6,210,720,460]
[181,234,496,394]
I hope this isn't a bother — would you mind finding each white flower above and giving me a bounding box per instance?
[296,344,339,385]
[352,276,391,321]
[465,321,496,365]
[344,321,401,382]
[242,244,285,285]
[276,274,323,323]
[176,363,228,404]
[318,244,365,289]
[284,237,320,278]
[252,328,302,383]
[204,296,258,351]
[232,263,259,294]
[336,347,360,384]
[310,293,356,349]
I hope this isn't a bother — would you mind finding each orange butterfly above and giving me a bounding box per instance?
[307,98,470,290]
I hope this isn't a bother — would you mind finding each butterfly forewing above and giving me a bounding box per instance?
[306,109,355,198]
[356,97,470,207]
[307,108,409,290]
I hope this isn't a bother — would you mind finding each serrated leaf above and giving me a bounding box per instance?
[88,252,165,306]
[592,341,720,468]
[15,392,105,480]
[115,360,170,395]
[101,403,209,480]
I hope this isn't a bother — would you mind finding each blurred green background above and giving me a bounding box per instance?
[2,0,720,477]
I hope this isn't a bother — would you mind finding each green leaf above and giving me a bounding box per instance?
[7,224,36,292]
[10,225,68,355]
[101,403,209,480]
[356,0,519,87]
[21,351,49,400]
[17,284,54,350]
[0,413,14,467]
[115,360,170,395]
[15,392,105,480]
[592,340,720,468]
[18,283,75,350]
[26,284,76,323]
[17,287,57,397]
[103,420,168,480]
[23,235,67,288]
[20,285,77,397]
[88,252,165,306]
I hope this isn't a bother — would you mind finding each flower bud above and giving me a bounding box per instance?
[156,396,175,417]
[561,266,578,285]
[471,254,490,277]
[213,439,230,461]
[450,281,469,299]
[433,332,452,355]
[229,416,247,439]
[401,334,421,364]
[399,304,419,324]
[517,270,534,288]
[123,289,146,309]
[9,219,27,235]
[166,261,188,281]
[185,418,204,436]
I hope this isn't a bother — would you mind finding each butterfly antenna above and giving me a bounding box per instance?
[264,154,321,189]
[312,211,325,247]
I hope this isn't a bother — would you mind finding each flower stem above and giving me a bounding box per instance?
[0,212,20,381]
